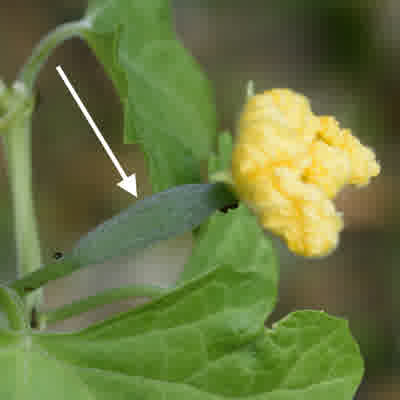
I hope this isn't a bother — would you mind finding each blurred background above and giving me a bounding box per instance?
[0,1,398,398]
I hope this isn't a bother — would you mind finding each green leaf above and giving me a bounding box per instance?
[11,183,235,296]
[178,201,278,346]
[83,0,217,192]
[186,310,364,399]
[208,131,234,177]
[0,282,363,399]
[180,204,277,291]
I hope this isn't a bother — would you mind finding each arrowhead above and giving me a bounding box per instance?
[117,174,138,198]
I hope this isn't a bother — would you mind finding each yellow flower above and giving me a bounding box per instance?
[231,89,380,257]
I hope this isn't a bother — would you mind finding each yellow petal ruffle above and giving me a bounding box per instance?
[232,89,380,257]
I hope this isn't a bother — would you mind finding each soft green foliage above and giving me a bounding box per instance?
[11,183,235,296]
[181,205,277,288]
[83,0,218,192]
[0,268,362,399]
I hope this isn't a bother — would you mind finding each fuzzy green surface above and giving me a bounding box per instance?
[83,0,217,192]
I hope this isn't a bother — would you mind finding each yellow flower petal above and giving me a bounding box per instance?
[232,89,380,257]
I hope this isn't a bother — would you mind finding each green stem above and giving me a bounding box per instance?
[3,102,42,318]
[0,84,30,134]
[1,18,90,328]
[0,285,27,331]
[42,284,168,325]
[17,20,90,91]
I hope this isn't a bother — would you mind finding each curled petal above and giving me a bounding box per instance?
[232,89,380,257]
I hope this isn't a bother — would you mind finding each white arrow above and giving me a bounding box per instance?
[56,65,137,198]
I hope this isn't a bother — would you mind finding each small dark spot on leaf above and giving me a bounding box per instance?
[53,251,63,260]
[219,202,239,213]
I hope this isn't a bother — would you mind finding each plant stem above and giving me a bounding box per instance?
[0,285,27,331]
[3,102,42,319]
[42,284,168,325]
[2,18,90,327]
[17,20,90,91]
